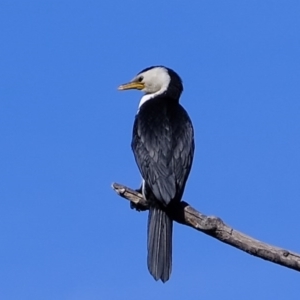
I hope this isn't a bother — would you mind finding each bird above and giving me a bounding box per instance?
[118,66,194,283]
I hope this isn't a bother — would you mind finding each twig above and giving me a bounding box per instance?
[112,182,300,272]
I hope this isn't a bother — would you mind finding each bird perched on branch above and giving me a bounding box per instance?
[118,66,194,282]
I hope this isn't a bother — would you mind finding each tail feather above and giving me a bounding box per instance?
[147,206,173,283]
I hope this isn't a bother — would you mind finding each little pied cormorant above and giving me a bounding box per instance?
[118,66,194,283]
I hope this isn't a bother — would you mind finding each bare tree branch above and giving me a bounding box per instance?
[112,182,300,272]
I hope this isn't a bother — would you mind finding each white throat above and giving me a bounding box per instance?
[138,91,159,109]
[138,86,169,111]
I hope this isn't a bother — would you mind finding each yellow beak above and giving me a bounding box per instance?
[118,81,145,91]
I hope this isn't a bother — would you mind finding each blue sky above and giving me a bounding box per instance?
[1,1,300,299]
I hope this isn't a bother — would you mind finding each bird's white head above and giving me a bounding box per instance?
[118,66,183,109]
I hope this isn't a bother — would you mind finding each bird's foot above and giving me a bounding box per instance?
[130,186,148,211]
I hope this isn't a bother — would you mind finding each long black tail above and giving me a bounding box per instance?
[147,206,173,283]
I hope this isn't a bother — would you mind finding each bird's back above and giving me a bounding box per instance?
[132,96,194,206]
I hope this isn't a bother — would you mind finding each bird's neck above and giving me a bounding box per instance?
[138,93,156,110]
[138,91,181,113]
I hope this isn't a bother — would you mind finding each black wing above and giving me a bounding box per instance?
[131,99,194,206]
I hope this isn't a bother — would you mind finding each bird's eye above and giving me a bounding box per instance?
[138,76,143,82]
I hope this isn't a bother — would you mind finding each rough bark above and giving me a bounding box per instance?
[112,182,300,272]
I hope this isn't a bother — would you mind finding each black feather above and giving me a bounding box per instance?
[132,96,194,205]
[147,206,172,283]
